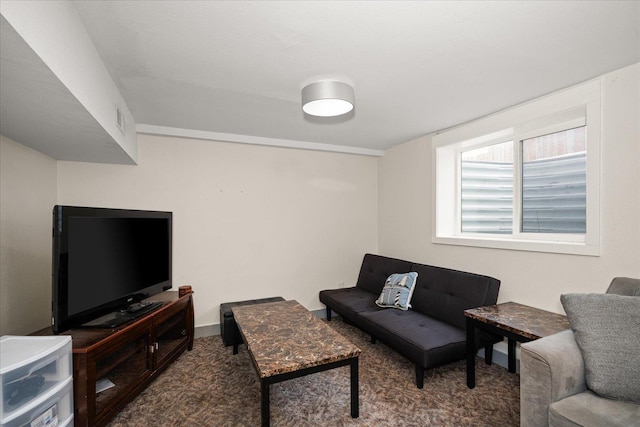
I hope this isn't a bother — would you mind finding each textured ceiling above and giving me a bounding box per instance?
[8,1,640,155]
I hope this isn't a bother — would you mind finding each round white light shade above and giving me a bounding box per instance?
[301,81,355,117]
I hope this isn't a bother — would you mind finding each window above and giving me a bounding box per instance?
[432,79,600,256]
[521,126,586,234]
[461,141,513,234]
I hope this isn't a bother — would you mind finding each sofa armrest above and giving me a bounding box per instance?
[520,330,587,427]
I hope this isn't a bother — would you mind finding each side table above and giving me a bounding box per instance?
[465,301,570,389]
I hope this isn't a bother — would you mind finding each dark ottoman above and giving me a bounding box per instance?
[220,297,285,354]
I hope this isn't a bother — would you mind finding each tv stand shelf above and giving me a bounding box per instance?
[33,291,194,427]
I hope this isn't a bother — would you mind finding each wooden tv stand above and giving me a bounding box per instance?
[34,291,194,427]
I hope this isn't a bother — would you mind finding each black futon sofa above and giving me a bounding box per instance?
[319,253,501,388]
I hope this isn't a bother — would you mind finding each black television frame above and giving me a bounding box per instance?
[52,205,172,334]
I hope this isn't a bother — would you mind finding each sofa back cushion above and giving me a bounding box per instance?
[409,263,500,329]
[355,254,413,295]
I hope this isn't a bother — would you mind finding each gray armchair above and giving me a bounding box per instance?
[520,277,640,427]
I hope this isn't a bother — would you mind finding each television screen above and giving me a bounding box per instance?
[52,206,172,333]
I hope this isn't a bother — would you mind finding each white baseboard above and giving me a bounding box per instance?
[477,342,519,373]
[195,323,219,339]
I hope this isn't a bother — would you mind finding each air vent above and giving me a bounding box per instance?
[115,106,126,135]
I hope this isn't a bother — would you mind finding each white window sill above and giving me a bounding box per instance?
[432,235,600,257]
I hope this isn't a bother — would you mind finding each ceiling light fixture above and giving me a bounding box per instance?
[301,80,355,117]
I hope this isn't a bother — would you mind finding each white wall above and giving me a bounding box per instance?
[378,63,640,314]
[56,134,378,328]
[0,135,57,335]
[1,0,137,162]
[2,63,637,336]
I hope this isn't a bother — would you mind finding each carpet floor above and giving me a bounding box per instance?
[107,319,520,426]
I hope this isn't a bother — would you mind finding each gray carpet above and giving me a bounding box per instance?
[107,319,519,426]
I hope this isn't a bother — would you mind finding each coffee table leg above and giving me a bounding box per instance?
[350,357,359,418]
[261,379,270,427]
[466,317,476,388]
[508,338,517,373]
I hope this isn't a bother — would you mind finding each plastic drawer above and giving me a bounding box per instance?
[57,414,73,427]
[0,377,72,427]
[0,336,72,423]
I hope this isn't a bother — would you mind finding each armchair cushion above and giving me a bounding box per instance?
[561,293,640,404]
[549,390,640,427]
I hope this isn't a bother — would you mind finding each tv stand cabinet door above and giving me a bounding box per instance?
[81,324,153,427]
[152,294,193,371]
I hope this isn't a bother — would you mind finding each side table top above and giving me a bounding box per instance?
[232,300,361,378]
[464,301,570,340]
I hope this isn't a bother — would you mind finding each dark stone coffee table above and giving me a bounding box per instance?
[232,300,361,427]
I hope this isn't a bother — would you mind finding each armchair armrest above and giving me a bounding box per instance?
[520,330,587,427]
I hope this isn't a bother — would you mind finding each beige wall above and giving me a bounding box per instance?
[0,135,57,335]
[56,134,378,328]
[378,63,640,314]
[2,63,637,336]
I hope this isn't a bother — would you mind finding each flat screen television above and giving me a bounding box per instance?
[52,205,172,334]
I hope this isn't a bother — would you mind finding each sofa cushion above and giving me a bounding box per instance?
[548,390,640,427]
[319,287,381,323]
[375,272,418,311]
[357,309,467,367]
[561,293,640,404]
[410,263,500,329]
[355,254,413,295]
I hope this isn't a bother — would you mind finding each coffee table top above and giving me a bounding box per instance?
[464,301,570,340]
[232,300,361,378]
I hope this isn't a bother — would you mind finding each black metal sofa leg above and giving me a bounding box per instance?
[416,365,424,389]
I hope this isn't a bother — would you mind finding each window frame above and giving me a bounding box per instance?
[432,79,601,256]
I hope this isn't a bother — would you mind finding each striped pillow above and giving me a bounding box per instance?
[375,272,418,311]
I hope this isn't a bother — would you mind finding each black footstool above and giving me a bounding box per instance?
[220,297,285,354]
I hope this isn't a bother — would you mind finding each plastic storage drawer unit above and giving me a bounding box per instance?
[1,336,73,427]
[1,378,73,427]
